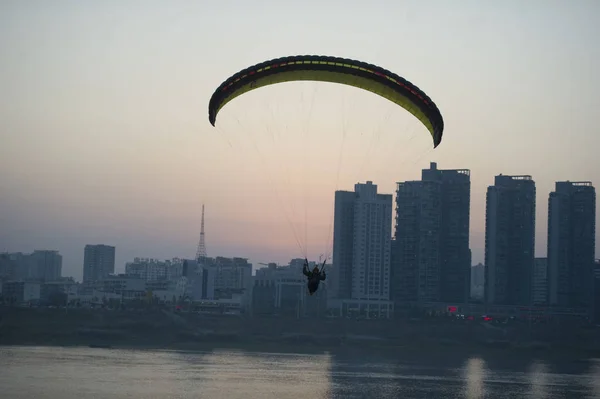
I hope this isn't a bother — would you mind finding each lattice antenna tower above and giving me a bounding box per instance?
[195,204,207,261]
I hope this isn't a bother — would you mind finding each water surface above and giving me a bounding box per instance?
[1,346,599,398]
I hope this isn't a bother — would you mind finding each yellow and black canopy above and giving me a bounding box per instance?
[208,55,444,148]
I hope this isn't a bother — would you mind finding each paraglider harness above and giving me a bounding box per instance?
[303,258,326,295]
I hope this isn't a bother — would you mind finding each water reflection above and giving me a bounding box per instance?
[464,357,486,399]
[589,359,600,398]
[529,361,549,399]
[2,346,600,398]
[170,348,333,399]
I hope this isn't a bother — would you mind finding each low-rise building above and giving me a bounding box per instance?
[1,281,41,304]
[252,260,327,318]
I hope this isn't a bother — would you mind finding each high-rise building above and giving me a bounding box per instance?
[594,260,600,323]
[331,181,393,317]
[422,162,471,303]
[471,263,485,288]
[83,244,116,283]
[2,253,28,280]
[28,250,62,281]
[331,190,356,300]
[484,175,536,306]
[393,180,441,303]
[533,257,548,306]
[547,181,596,310]
[4,250,62,282]
[470,263,485,300]
[0,253,16,281]
[392,162,471,304]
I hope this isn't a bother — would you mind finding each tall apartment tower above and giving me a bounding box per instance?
[332,181,393,301]
[28,250,63,281]
[421,162,471,303]
[547,181,596,310]
[393,179,442,303]
[392,162,471,304]
[484,175,536,306]
[83,244,116,283]
[533,257,548,306]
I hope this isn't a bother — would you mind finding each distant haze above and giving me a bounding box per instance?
[1,0,599,280]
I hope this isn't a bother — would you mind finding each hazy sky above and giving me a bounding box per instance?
[1,0,599,280]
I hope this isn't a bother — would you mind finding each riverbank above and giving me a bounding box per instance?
[1,306,598,363]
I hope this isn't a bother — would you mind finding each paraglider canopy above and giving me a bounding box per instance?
[208,55,444,148]
[204,54,446,262]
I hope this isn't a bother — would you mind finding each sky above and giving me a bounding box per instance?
[1,0,600,281]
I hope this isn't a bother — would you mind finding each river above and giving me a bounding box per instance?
[1,346,599,398]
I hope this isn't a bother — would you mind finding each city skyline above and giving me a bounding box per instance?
[1,1,600,279]
[3,171,596,286]
[3,165,595,315]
